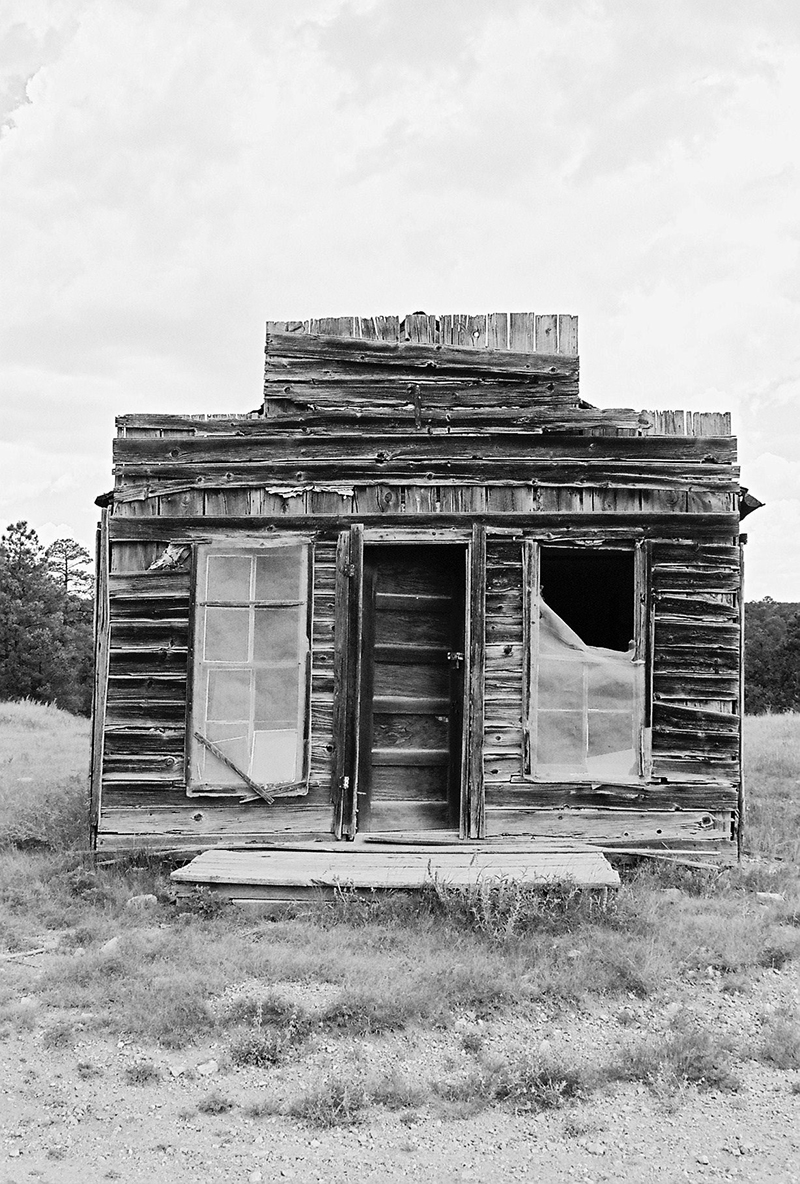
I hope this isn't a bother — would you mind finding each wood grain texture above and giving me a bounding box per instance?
[96,314,743,853]
[89,510,110,840]
[170,843,620,894]
[466,525,487,838]
[108,513,741,542]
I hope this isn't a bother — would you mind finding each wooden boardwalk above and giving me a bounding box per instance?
[171,837,620,901]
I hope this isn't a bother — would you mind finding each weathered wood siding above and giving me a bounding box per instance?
[92,313,744,852]
[97,534,340,850]
[481,536,740,847]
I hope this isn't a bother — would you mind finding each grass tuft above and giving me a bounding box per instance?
[424,875,600,939]
[41,1020,75,1050]
[124,1060,161,1085]
[197,1090,234,1115]
[435,1052,593,1112]
[614,1020,740,1095]
[229,1027,294,1067]
[759,1009,800,1070]
[287,1075,369,1127]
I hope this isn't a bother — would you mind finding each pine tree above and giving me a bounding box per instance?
[0,522,94,715]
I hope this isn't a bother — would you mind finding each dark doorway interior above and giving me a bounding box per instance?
[539,547,635,652]
[357,545,466,832]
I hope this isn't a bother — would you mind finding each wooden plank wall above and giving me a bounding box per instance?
[111,425,739,522]
[97,536,339,850]
[97,314,742,851]
[650,541,740,779]
[265,312,579,354]
[263,322,581,426]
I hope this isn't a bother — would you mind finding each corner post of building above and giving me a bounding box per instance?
[88,505,110,853]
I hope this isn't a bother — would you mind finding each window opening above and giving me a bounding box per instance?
[529,546,644,782]
[189,543,310,797]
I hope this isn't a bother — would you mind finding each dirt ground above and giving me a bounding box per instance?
[2,938,799,1184]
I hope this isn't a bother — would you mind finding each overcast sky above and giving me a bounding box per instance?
[1,0,799,598]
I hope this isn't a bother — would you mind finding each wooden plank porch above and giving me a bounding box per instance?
[170,835,620,901]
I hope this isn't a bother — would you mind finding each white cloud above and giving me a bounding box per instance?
[0,0,799,593]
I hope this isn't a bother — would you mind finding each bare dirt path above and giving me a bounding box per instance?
[3,947,799,1184]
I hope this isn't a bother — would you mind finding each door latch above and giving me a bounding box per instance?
[447,651,465,668]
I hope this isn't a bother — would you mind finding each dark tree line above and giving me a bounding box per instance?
[744,598,800,714]
[0,521,94,716]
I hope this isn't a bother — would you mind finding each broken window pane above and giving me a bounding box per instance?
[533,598,643,781]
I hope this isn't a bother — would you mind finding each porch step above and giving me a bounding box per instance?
[171,840,620,900]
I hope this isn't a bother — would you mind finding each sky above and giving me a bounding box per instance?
[1,0,799,598]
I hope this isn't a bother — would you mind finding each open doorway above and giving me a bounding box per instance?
[356,545,466,832]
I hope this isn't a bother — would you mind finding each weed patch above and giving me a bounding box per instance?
[435,1052,594,1113]
[287,1076,369,1127]
[76,1061,103,1079]
[124,1060,161,1085]
[759,1009,800,1070]
[197,1091,234,1115]
[41,1020,75,1050]
[614,1020,740,1095]
[426,876,601,939]
[369,1070,430,1111]
[229,1026,297,1067]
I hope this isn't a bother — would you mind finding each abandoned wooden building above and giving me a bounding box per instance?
[89,311,758,887]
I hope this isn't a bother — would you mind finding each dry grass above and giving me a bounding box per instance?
[758,1007,800,1070]
[197,1090,234,1115]
[286,1075,370,1127]
[124,1060,162,1085]
[0,702,799,1126]
[613,1018,742,1095]
[0,699,90,851]
[434,1052,594,1113]
[743,713,800,863]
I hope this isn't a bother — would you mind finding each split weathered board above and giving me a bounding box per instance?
[170,841,620,898]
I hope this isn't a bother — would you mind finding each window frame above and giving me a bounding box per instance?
[186,537,313,799]
[522,537,650,783]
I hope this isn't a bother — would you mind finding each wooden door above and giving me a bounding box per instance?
[357,545,466,832]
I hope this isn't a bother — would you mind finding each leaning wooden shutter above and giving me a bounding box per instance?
[332,524,364,839]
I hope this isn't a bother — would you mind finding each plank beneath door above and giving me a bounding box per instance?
[171,842,620,896]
